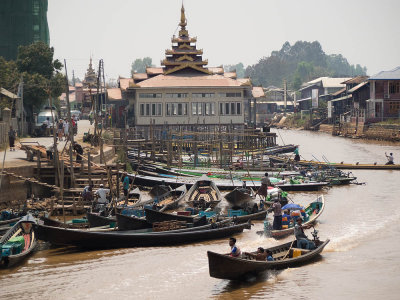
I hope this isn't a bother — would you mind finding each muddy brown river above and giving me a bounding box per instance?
[1,129,399,299]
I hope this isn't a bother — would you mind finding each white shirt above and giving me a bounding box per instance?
[388,155,394,163]
[63,121,69,132]
[95,188,110,203]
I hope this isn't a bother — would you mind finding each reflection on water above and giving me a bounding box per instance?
[1,129,400,299]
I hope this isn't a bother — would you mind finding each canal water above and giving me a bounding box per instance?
[1,130,399,299]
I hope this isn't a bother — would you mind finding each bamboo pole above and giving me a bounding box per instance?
[64,60,76,188]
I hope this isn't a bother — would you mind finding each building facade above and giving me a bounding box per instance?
[367,67,400,121]
[126,5,252,131]
[0,0,49,60]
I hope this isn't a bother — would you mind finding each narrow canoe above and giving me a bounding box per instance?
[0,215,37,268]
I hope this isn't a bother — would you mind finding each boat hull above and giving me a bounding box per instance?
[0,215,37,268]
[116,213,152,231]
[86,212,116,227]
[207,239,330,280]
[35,222,250,249]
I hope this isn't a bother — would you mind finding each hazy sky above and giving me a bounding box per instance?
[48,0,400,82]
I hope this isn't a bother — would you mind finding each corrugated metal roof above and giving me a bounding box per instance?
[348,81,369,93]
[341,76,369,84]
[330,94,352,103]
[136,74,247,88]
[107,88,122,100]
[332,87,346,97]
[252,87,265,98]
[0,88,18,99]
[301,77,351,89]
[370,66,400,80]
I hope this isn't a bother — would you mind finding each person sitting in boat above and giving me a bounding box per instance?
[267,198,282,230]
[282,209,292,223]
[385,152,394,165]
[294,218,315,250]
[82,184,93,201]
[266,250,274,261]
[257,173,272,201]
[245,247,267,261]
[259,199,265,210]
[95,184,110,205]
[226,237,241,257]
[251,202,259,213]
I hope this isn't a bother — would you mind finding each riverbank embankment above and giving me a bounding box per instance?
[272,114,400,143]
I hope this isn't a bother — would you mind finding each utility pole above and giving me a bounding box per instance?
[283,79,287,116]
[20,78,24,136]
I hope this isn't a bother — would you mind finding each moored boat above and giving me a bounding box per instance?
[0,214,37,268]
[40,216,89,229]
[86,212,116,227]
[225,187,255,208]
[35,221,251,249]
[144,208,207,226]
[116,213,152,231]
[183,175,223,209]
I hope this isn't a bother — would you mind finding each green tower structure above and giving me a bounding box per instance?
[0,0,50,60]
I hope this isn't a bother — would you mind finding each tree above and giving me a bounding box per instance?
[224,62,246,78]
[246,40,367,90]
[16,42,65,115]
[131,57,154,75]
[0,57,20,93]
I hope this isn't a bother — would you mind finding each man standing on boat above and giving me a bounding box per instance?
[257,172,272,201]
[294,218,315,250]
[294,147,300,162]
[268,198,282,230]
[123,172,130,199]
[385,152,394,165]
[95,184,110,205]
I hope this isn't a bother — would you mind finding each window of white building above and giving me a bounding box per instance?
[139,103,162,116]
[166,103,188,116]
[139,93,162,98]
[219,102,242,115]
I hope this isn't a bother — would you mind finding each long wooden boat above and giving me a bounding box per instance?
[233,210,268,222]
[144,208,207,226]
[158,184,187,211]
[269,155,400,170]
[183,175,223,209]
[116,213,152,231]
[40,216,89,229]
[274,181,329,191]
[225,187,256,208]
[34,221,250,249]
[270,195,325,238]
[207,238,330,280]
[0,214,37,268]
[0,216,21,226]
[117,213,232,232]
[86,212,116,227]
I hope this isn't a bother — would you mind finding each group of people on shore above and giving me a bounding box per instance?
[56,117,77,141]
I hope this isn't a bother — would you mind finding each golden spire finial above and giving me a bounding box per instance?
[179,3,187,28]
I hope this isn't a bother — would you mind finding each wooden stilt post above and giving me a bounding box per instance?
[88,151,92,186]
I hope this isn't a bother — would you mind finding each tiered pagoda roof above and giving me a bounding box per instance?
[82,57,97,87]
[161,5,211,75]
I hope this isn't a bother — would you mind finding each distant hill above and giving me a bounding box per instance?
[244,41,367,90]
